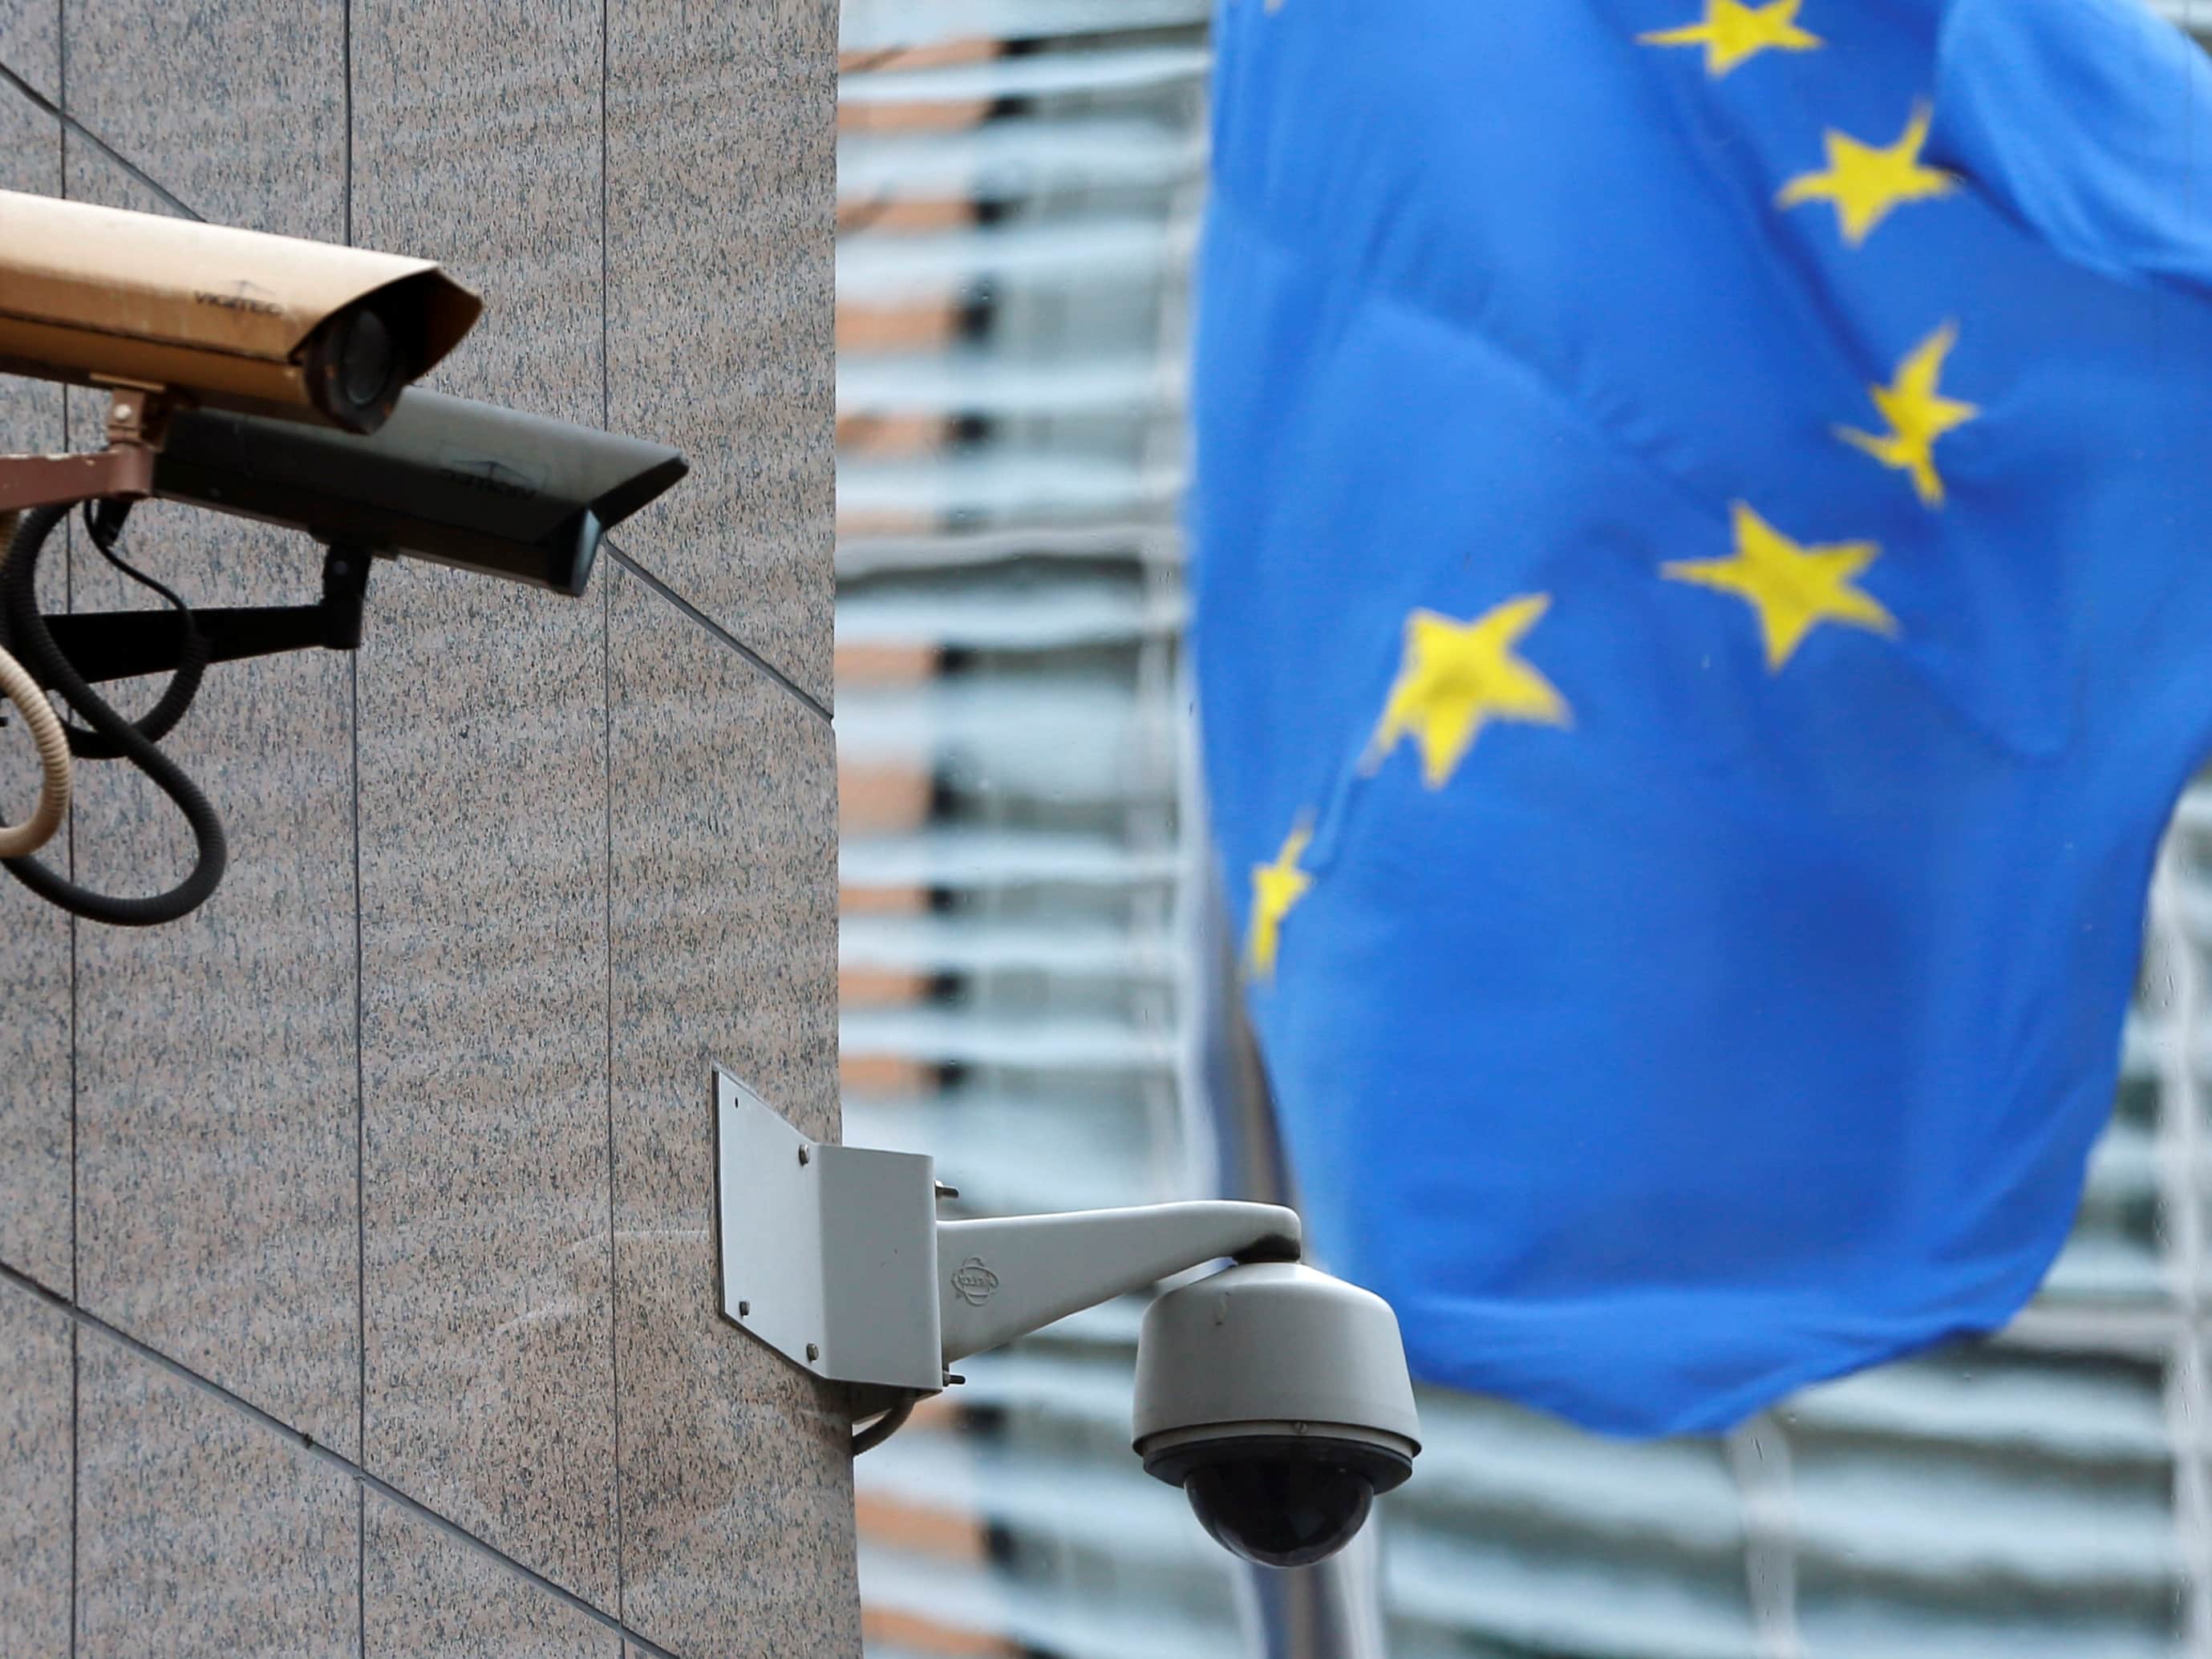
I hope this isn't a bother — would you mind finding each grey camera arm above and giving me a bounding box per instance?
[713,1070,1305,1395]
[938,1201,1302,1366]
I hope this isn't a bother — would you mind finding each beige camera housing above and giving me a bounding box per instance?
[0,188,480,435]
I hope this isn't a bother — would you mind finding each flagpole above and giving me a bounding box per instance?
[1197,857,1393,1659]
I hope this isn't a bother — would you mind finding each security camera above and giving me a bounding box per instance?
[152,390,689,597]
[0,188,478,435]
[710,1071,1421,1567]
[0,196,694,929]
[1133,1262,1419,1568]
[0,386,685,925]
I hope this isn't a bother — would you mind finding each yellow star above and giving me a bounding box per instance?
[1639,0,1823,77]
[1777,102,1956,247]
[1245,823,1314,981]
[1664,503,1897,671]
[1367,596,1572,790]
[1835,322,1979,508]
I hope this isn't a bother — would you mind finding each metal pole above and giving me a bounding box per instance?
[1196,855,1393,1659]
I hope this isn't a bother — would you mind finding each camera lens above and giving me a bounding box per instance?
[1183,1454,1374,1568]
[303,304,412,431]
[338,310,397,409]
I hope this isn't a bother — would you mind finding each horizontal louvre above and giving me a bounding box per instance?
[841,0,1206,53]
[839,44,1208,105]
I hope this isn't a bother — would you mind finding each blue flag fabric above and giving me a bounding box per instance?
[1193,0,2212,1437]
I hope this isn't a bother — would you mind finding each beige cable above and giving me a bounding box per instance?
[0,509,73,859]
[0,641,71,856]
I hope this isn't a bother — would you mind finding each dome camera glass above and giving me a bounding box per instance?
[1183,1455,1375,1568]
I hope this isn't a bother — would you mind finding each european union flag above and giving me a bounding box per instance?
[1193,0,2212,1437]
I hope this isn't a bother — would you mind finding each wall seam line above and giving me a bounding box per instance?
[0,57,197,220]
[57,7,78,1651]
[0,1259,691,1659]
[67,1321,79,1659]
[603,540,833,725]
[603,564,626,1638]
[342,2,370,1647]
[601,1,628,1625]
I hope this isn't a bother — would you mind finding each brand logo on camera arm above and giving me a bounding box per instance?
[951,1257,999,1306]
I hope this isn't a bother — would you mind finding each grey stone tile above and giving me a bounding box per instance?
[350,0,619,1609]
[0,1281,71,1659]
[62,0,342,236]
[606,564,857,1657]
[354,556,618,1607]
[76,1332,358,1659]
[0,443,72,1301]
[606,0,837,708]
[57,484,363,1459]
[55,81,361,1457]
[0,84,72,1295]
[0,3,59,152]
[350,0,603,423]
[363,1493,624,1658]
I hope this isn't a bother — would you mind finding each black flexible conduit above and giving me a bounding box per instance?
[59,498,209,758]
[850,1394,917,1456]
[0,503,228,925]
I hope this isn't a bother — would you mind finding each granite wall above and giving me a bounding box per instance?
[0,2,854,1654]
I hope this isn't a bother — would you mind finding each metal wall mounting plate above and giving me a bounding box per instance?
[712,1068,944,1393]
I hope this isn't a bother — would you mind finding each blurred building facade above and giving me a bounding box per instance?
[834,6,1228,1653]
[836,3,2212,1657]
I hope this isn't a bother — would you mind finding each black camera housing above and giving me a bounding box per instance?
[155,388,687,596]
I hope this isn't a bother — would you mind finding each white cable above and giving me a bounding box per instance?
[0,507,71,860]
[0,639,71,860]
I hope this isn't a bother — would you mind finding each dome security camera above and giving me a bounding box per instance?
[1134,1262,1420,1568]
[710,1070,1422,1569]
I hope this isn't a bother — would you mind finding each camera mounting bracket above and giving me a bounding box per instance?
[711,1067,1303,1394]
[0,387,164,514]
[30,540,375,687]
[0,389,379,691]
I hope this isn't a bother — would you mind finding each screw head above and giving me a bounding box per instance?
[797,1145,811,1167]
[805,1342,820,1362]
[737,1301,750,1317]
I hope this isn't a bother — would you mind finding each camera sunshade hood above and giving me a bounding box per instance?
[154,390,689,596]
[0,189,480,432]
